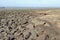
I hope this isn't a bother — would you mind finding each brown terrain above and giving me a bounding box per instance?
[0,9,60,40]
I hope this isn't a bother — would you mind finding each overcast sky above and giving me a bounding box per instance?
[0,0,60,7]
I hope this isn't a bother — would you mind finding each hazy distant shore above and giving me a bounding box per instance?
[0,7,60,9]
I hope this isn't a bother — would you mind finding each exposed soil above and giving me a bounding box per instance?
[0,9,60,40]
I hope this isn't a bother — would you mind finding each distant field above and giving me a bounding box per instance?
[0,8,60,40]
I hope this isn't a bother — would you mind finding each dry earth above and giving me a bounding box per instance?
[0,9,60,40]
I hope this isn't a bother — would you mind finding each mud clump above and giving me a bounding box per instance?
[0,9,60,40]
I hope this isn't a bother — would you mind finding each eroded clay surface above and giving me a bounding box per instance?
[0,9,60,40]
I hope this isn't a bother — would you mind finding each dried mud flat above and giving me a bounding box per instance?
[0,9,60,40]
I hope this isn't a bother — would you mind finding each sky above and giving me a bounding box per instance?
[0,0,60,7]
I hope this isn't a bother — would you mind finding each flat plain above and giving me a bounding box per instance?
[0,8,60,40]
